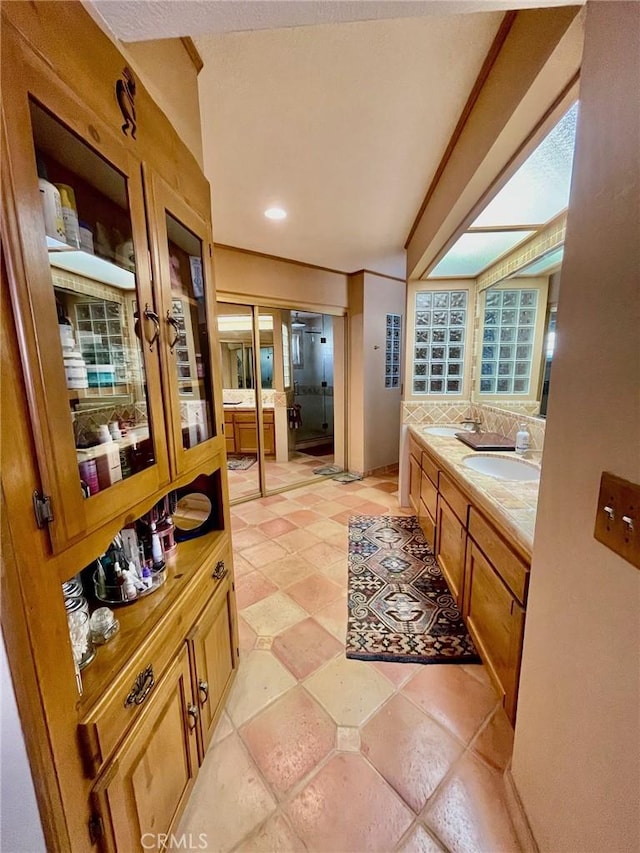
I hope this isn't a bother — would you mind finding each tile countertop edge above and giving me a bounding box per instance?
[408,426,538,562]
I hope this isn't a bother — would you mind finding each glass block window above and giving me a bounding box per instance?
[412,291,467,394]
[385,313,401,388]
[479,289,538,394]
[74,300,126,397]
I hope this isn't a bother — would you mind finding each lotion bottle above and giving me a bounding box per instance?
[515,423,531,455]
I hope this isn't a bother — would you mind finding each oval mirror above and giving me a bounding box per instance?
[173,492,212,532]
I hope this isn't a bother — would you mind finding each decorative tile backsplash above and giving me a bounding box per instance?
[222,389,287,408]
[402,400,545,450]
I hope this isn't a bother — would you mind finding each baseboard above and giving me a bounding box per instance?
[503,767,539,853]
[364,463,400,477]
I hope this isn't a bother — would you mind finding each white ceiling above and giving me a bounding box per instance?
[88,1,572,277]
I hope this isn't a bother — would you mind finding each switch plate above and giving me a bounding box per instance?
[594,471,640,570]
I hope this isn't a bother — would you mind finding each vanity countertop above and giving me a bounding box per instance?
[409,425,539,560]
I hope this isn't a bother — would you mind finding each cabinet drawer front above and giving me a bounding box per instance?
[79,540,234,776]
[418,500,436,553]
[438,472,469,525]
[421,451,439,488]
[409,434,422,463]
[234,411,259,423]
[466,542,525,721]
[91,646,198,852]
[468,508,529,603]
[420,470,438,519]
[224,412,234,424]
[409,455,421,513]
[263,410,275,424]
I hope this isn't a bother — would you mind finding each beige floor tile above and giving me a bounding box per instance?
[211,711,234,746]
[274,527,322,554]
[263,554,315,588]
[232,528,270,552]
[318,559,348,586]
[300,539,346,568]
[226,650,297,727]
[336,726,361,752]
[241,540,289,569]
[314,595,348,641]
[241,591,308,637]
[304,655,394,726]
[234,812,307,853]
[177,732,276,853]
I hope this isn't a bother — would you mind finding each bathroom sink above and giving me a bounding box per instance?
[423,425,463,437]
[461,454,540,482]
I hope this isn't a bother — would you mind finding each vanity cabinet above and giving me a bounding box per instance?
[409,434,423,513]
[1,5,238,850]
[224,408,275,457]
[413,435,531,723]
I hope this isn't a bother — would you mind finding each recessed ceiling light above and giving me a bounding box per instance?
[264,207,287,220]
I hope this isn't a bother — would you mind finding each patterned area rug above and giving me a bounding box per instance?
[227,456,256,471]
[346,515,480,664]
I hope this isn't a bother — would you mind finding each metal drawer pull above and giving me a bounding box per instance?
[124,664,155,708]
[198,680,209,704]
[212,560,227,580]
[187,703,199,729]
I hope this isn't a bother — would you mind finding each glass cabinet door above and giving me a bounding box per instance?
[146,172,221,476]
[3,84,169,551]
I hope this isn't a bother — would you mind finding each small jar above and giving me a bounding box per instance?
[62,575,84,599]
[90,607,119,645]
[65,599,95,670]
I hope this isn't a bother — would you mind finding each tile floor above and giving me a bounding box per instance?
[228,450,336,502]
[179,475,520,853]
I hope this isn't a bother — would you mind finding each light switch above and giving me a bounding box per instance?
[594,471,640,570]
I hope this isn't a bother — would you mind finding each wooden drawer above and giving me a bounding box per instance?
[420,469,438,519]
[421,450,439,488]
[224,411,234,424]
[438,471,469,526]
[234,411,259,424]
[408,433,423,464]
[418,499,436,553]
[79,541,233,777]
[468,507,529,604]
[409,453,421,513]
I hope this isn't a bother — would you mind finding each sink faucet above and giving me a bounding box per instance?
[460,418,482,433]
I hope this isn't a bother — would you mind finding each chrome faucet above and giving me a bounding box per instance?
[460,418,482,433]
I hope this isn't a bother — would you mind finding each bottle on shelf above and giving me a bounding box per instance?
[54,183,81,248]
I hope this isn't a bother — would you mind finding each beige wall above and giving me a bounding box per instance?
[512,4,640,851]
[349,272,407,474]
[123,39,204,168]
[213,246,348,312]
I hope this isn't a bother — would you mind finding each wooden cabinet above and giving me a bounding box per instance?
[90,647,199,852]
[0,6,238,851]
[225,408,275,457]
[189,570,237,760]
[436,496,467,607]
[465,540,525,722]
[410,432,531,723]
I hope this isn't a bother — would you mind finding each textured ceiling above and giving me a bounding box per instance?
[89,0,571,41]
[195,13,503,276]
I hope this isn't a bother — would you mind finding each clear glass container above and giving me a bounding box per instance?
[65,598,95,670]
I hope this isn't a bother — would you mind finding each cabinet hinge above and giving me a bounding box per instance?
[88,813,104,845]
[32,491,53,528]
[209,244,213,258]
[221,421,225,434]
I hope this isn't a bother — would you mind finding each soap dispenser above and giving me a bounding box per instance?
[515,423,531,455]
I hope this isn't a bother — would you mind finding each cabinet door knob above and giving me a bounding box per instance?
[166,310,180,352]
[198,680,209,704]
[212,560,227,580]
[124,664,155,708]
[187,703,199,730]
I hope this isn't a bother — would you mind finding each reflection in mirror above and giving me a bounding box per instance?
[217,303,260,502]
[173,493,212,531]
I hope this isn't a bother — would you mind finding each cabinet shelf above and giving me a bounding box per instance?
[78,529,226,712]
[49,246,136,291]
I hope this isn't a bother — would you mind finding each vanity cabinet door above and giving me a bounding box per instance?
[465,540,525,723]
[145,169,224,479]
[2,52,170,553]
[436,496,466,607]
[90,646,198,852]
[409,454,421,514]
[188,569,237,761]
